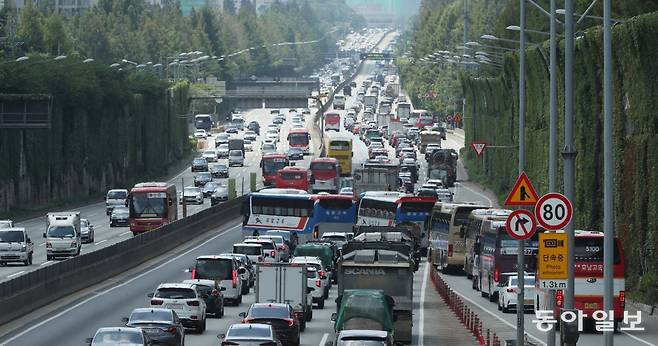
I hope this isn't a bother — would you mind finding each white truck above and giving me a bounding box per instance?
[44,212,81,260]
[333,95,346,110]
[353,164,400,198]
[363,95,377,109]
[396,103,411,121]
[255,262,313,330]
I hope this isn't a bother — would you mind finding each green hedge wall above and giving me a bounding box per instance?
[0,59,189,215]
[461,12,658,302]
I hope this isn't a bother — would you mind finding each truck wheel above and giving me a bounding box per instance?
[317,299,324,309]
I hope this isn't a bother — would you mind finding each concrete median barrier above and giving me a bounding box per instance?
[0,198,243,326]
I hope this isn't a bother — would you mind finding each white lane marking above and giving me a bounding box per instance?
[119,231,131,236]
[39,242,45,247]
[319,333,329,346]
[96,240,107,245]
[418,263,429,346]
[7,271,26,278]
[445,278,546,346]
[622,332,658,346]
[40,261,53,266]
[454,182,494,207]
[2,223,241,344]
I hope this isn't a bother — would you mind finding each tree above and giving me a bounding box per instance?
[43,15,71,56]
[17,3,45,53]
[222,0,236,15]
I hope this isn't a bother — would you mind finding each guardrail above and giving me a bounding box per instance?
[0,198,242,326]
[313,30,395,156]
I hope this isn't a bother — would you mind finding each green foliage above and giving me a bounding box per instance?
[460,11,658,304]
[0,60,188,215]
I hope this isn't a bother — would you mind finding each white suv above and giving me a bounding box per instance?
[148,283,207,333]
[305,266,326,309]
[291,256,329,300]
[244,238,279,262]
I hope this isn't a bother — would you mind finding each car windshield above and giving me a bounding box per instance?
[92,330,143,345]
[129,193,167,218]
[195,259,233,280]
[107,191,127,199]
[262,159,287,175]
[234,245,262,255]
[322,235,346,242]
[310,162,336,171]
[219,144,229,150]
[129,310,172,323]
[193,158,206,164]
[262,144,275,151]
[0,230,24,242]
[249,305,289,319]
[196,172,211,179]
[261,236,284,246]
[154,287,196,299]
[230,150,242,157]
[227,326,272,339]
[47,226,75,238]
[249,241,274,250]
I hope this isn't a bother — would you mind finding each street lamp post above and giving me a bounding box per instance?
[517,0,527,345]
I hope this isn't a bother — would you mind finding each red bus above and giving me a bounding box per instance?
[309,157,340,194]
[324,112,341,132]
[535,230,626,324]
[275,167,309,192]
[260,154,289,186]
[416,116,434,129]
[287,128,311,154]
[128,182,178,235]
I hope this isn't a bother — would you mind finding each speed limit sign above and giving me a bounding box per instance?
[535,193,573,230]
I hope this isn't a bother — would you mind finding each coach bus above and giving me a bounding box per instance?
[428,202,489,274]
[464,209,512,280]
[325,134,353,176]
[287,128,311,154]
[477,220,539,302]
[260,154,289,186]
[128,182,178,235]
[356,191,436,252]
[535,230,626,325]
[311,194,357,237]
[324,111,341,132]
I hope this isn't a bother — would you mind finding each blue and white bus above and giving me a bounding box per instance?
[356,191,436,252]
[241,189,356,243]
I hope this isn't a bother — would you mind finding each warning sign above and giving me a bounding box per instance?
[538,232,568,289]
[471,142,487,157]
[504,172,539,206]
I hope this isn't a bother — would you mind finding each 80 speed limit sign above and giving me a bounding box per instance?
[534,192,573,230]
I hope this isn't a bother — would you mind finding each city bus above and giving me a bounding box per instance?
[477,220,539,302]
[356,192,436,252]
[260,154,289,186]
[324,111,341,132]
[194,114,212,131]
[325,134,353,176]
[309,158,341,193]
[428,202,489,274]
[535,230,626,324]
[287,128,311,154]
[464,209,512,280]
[275,167,309,192]
[127,182,178,235]
[241,189,316,242]
[311,194,357,237]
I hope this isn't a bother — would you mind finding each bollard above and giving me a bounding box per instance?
[486,329,490,346]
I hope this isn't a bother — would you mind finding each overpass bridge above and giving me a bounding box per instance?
[205,78,319,109]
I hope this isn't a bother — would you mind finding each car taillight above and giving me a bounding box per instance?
[319,271,326,277]
[270,250,276,258]
[556,289,564,307]
[232,270,237,288]
[316,279,322,288]
[494,268,500,283]
[506,288,515,293]
[285,318,295,327]
[211,289,220,296]
[187,300,200,306]
[447,244,453,257]
[151,299,163,305]
[278,245,286,251]
[191,268,197,279]
[46,242,52,248]
[619,290,625,308]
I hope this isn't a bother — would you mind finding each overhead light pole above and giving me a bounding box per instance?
[516,0,527,344]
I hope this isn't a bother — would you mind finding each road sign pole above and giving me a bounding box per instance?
[603,0,614,344]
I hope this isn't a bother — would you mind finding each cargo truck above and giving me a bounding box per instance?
[427,149,458,187]
[395,103,411,121]
[332,289,396,343]
[228,138,245,157]
[44,212,81,260]
[418,130,442,154]
[254,262,313,330]
[363,95,377,109]
[352,163,399,198]
[336,240,415,344]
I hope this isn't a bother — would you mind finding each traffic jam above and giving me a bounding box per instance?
[0,27,647,346]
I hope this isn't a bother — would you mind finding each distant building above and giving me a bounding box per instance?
[9,0,98,15]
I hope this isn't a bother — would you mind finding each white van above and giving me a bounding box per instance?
[0,228,34,265]
[105,189,128,215]
[44,212,81,260]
